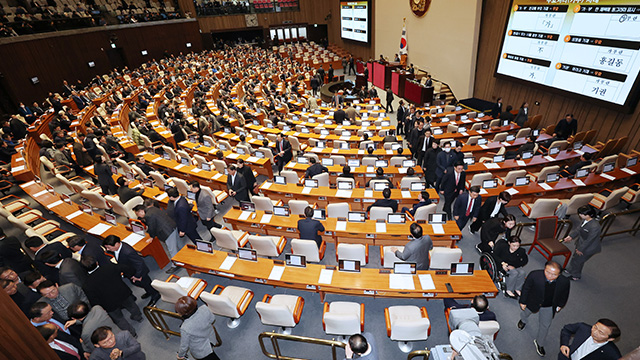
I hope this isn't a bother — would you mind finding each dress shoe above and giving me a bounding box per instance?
[141,293,152,299]
[517,320,526,331]
[147,293,161,307]
[534,339,546,356]
[505,291,519,299]
[130,315,143,322]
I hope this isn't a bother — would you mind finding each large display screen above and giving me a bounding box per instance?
[495,0,640,112]
[340,0,370,43]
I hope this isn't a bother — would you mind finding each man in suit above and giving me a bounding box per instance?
[331,90,343,107]
[560,153,592,178]
[310,75,320,96]
[237,159,257,195]
[452,186,482,230]
[328,64,334,82]
[40,251,87,288]
[500,105,515,122]
[274,133,292,173]
[344,103,359,121]
[116,177,144,204]
[416,128,434,164]
[559,319,621,360]
[444,295,497,322]
[317,67,325,84]
[305,157,328,179]
[514,102,529,127]
[18,102,36,124]
[401,190,432,217]
[102,235,160,305]
[385,87,394,113]
[90,326,146,360]
[37,280,90,320]
[435,141,456,190]
[469,191,512,234]
[506,135,537,160]
[407,120,425,159]
[167,186,202,242]
[518,261,571,357]
[439,162,466,219]
[424,74,433,87]
[80,256,141,337]
[189,180,222,231]
[0,228,35,274]
[492,97,503,119]
[25,235,74,282]
[167,117,186,143]
[563,205,602,280]
[396,100,406,135]
[133,200,178,269]
[226,164,250,203]
[37,323,83,360]
[29,302,82,347]
[72,134,93,168]
[68,301,119,357]
[297,206,325,246]
[66,236,110,268]
[390,222,433,270]
[367,187,398,213]
[333,104,346,124]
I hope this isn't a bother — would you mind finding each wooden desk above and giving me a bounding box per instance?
[140,152,229,191]
[178,140,274,178]
[10,152,31,182]
[283,162,424,185]
[461,133,553,159]
[172,247,497,301]
[303,146,413,160]
[433,124,520,142]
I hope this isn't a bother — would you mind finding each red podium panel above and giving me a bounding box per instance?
[404,80,434,106]
[373,62,385,88]
[367,62,374,83]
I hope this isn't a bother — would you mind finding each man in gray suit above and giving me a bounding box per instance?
[563,205,601,280]
[41,252,87,288]
[189,180,222,231]
[389,222,433,270]
[37,280,89,320]
[68,301,118,356]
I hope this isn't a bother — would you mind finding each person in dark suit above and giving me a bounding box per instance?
[226,165,249,202]
[478,214,516,253]
[168,117,186,143]
[365,167,395,189]
[439,162,466,219]
[83,132,99,159]
[554,114,578,140]
[29,302,82,347]
[560,153,592,178]
[407,120,425,157]
[133,200,178,263]
[90,326,145,360]
[0,228,35,274]
[559,319,621,360]
[41,251,88,288]
[506,135,537,160]
[469,191,512,233]
[68,301,119,356]
[274,133,292,173]
[297,206,325,246]
[415,128,434,165]
[167,187,202,242]
[305,157,328,179]
[134,155,154,176]
[9,115,28,139]
[518,261,571,357]
[237,159,257,195]
[562,205,602,280]
[491,97,503,119]
[25,236,73,284]
[94,155,117,195]
[3,278,32,315]
[452,186,482,230]
[72,135,93,168]
[435,141,456,190]
[80,256,141,337]
[385,87,394,113]
[424,74,433,87]
[499,105,515,122]
[37,323,83,360]
[102,235,160,305]
[513,102,529,127]
[422,139,440,188]
[363,67,369,83]
[396,100,406,135]
[390,222,433,270]
[115,177,144,204]
[333,105,346,124]
[401,190,432,217]
[444,295,497,322]
[310,75,320,96]
[67,235,110,267]
[367,187,398,213]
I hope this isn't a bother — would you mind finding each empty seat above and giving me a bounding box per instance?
[210,228,249,252]
[385,305,431,352]
[150,275,207,304]
[429,247,463,270]
[323,301,364,337]
[519,198,561,219]
[369,206,393,221]
[291,239,326,263]
[247,235,286,257]
[200,285,254,328]
[528,216,571,268]
[589,187,629,210]
[336,243,368,265]
[558,193,594,216]
[255,294,304,334]
[327,203,350,218]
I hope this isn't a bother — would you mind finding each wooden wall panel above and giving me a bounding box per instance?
[474,0,640,153]
[0,20,202,111]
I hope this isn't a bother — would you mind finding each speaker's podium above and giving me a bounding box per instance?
[372,61,401,89]
[391,70,414,98]
[404,79,434,106]
[355,73,367,88]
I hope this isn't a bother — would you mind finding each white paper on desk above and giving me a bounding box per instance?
[621,167,637,175]
[340,136,350,141]
[123,233,145,246]
[544,156,555,162]
[11,165,25,172]
[364,190,373,198]
[358,150,365,155]
[418,274,436,290]
[335,190,352,198]
[479,144,489,149]
[33,190,48,198]
[336,221,347,231]
[268,266,285,281]
[479,188,488,195]
[174,164,185,170]
[332,148,339,154]
[516,160,526,166]
[386,150,393,155]
[227,153,239,159]
[260,214,272,224]
[156,193,168,201]
[389,274,415,290]
[259,127,267,132]
[462,119,472,123]
[286,162,296,168]
[477,130,485,134]
[484,163,500,169]
[460,132,468,137]
[575,150,585,155]
[88,223,111,236]
[505,188,519,195]
[572,179,586,186]
[539,183,553,191]
[320,135,327,139]
[502,142,511,146]
[431,224,445,234]
[152,157,162,163]
[66,210,83,220]
[366,166,374,172]
[191,168,202,173]
[376,222,387,233]
[47,200,64,209]
[302,187,312,194]
[398,168,408,174]
[318,269,333,284]
[247,156,259,163]
[239,211,252,221]
[401,190,411,198]
[261,182,272,189]
[213,173,223,180]
[601,173,616,181]
[208,149,217,154]
[219,256,237,270]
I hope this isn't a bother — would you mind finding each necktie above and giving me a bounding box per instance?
[54,340,80,360]
[455,173,459,185]
[465,198,473,216]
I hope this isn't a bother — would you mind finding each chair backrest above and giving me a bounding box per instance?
[80,190,110,210]
[337,243,367,265]
[368,179,390,190]
[104,195,130,218]
[247,235,281,257]
[583,129,597,144]
[536,166,560,182]
[335,177,356,189]
[212,160,227,174]
[515,127,531,138]
[469,173,492,188]
[171,177,189,196]
[529,199,561,219]
[389,156,406,167]
[115,158,133,173]
[211,228,241,252]
[193,154,208,168]
[447,123,458,133]
[162,146,177,161]
[503,169,527,186]
[565,194,594,215]
[281,170,300,184]
[389,306,430,341]
[255,301,295,327]
[492,132,508,142]
[288,136,301,151]
[399,176,421,189]
[479,320,501,338]
[429,247,463,270]
[413,204,437,221]
[288,200,309,216]
[382,246,403,268]
[303,153,319,163]
[7,215,31,232]
[369,206,393,221]
[55,174,75,193]
[129,164,146,180]
[324,311,360,336]
[149,171,168,188]
[327,203,350,218]
[291,239,320,262]
[359,140,374,150]
[601,186,629,210]
[330,155,346,166]
[200,185,220,205]
[312,172,330,187]
[200,291,240,318]
[596,154,618,173]
[177,150,193,165]
[151,279,187,304]
[470,123,483,131]
[549,140,569,151]
[535,216,558,240]
[466,136,480,145]
[362,157,377,167]
[253,196,275,212]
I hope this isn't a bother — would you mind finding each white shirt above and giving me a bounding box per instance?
[571,336,607,360]
[490,199,502,217]
[114,244,123,261]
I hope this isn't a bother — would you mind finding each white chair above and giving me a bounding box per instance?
[210,228,249,252]
[150,275,207,304]
[130,165,147,180]
[558,193,594,216]
[389,156,406,167]
[80,190,110,210]
[369,206,393,221]
[380,246,404,268]
[253,196,279,212]
[368,179,391,190]
[162,146,177,161]
[193,154,209,168]
[479,320,501,339]
[336,243,368,265]
[0,195,30,214]
[330,155,346,166]
[171,177,190,196]
[288,200,309,215]
[323,301,364,338]
[515,127,531,138]
[467,173,493,188]
[529,165,560,182]
[280,170,300,184]
[200,285,254,328]
[312,173,330,187]
[291,239,326,263]
[412,204,438,221]
[499,169,527,186]
[399,176,421,190]
[327,203,350,218]
[362,157,377,167]
[385,305,431,352]
[519,198,561,219]
[429,247,463,270]
[247,235,286,258]
[149,171,170,190]
[177,150,193,165]
[115,158,134,174]
[492,132,508,142]
[104,195,142,219]
[212,160,227,174]
[590,187,629,211]
[255,294,305,334]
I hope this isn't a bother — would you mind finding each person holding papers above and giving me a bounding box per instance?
[389,222,433,270]
[297,206,325,246]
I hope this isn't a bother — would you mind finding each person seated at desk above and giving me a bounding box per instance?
[402,190,432,216]
[345,333,378,360]
[340,165,355,179]
[305,157,328,179]
[134,155,154,176]
[444,295,497,322]
[297,206,325,246]
[368,87,378,99]
[390,222,433,270]
[116,177,144,204]
[505,135,537,160]
[424,74,433,87]
[383,129,397,143]
[367,187,398,213]
[493,236,528,299]
[366,167,395,189]
[478,214,516,254]
[560,152,592,178]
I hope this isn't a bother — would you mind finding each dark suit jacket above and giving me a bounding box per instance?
[170,122,186,143]
[79,242,110,267]
[333,109,346,123]
[117,185,144,204]
[492,102,502,119]
[83,262,133,312]
[173,196,198,234]
[440,170,466,196]
[477,195,508,223]
[408,200,432,216]
[227,173,249,202]
[297,218,325,245]
[520,269,570,314]
[305,163,328,179]
[58,258,88,287]
[559,322,621,360]
[35,242,73,282]
[275,139,292,164]
[94,163,115,190]
[142,206,176,242]
[114,242,149,279]
[452,192,481,219]
[367,198,398,213]
[514,108,528,127]
[0,235,34,273]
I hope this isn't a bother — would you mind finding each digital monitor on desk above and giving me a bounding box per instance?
[375,160,388,168]
[238,248,257,261]
[348,211,366,222]
[274,176,286,185]
[450,262,474,275]
[387,213,406,224]
[304,179,319,188]
[482,179,498,189]
[273,206,290,216]
[428,213,447,224]
[546,173,559,183]
[195,240,213,253]
[522,151,533,160]
[338,259,361,272]
[337,181,353,190]
[313,209,326,220]
[575,168,589,178]
[285,254,306,268]
[603,162,615,173]
[348,159,360,167]
[402,159,415,168]
[322,158,334,166]
[239,201,256,212]
[373,182,390,191]
[394,262,416,274]
[627,157,638,168]
[130,220,146,236]
[410,182,426,191]
[515,176,530,186]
